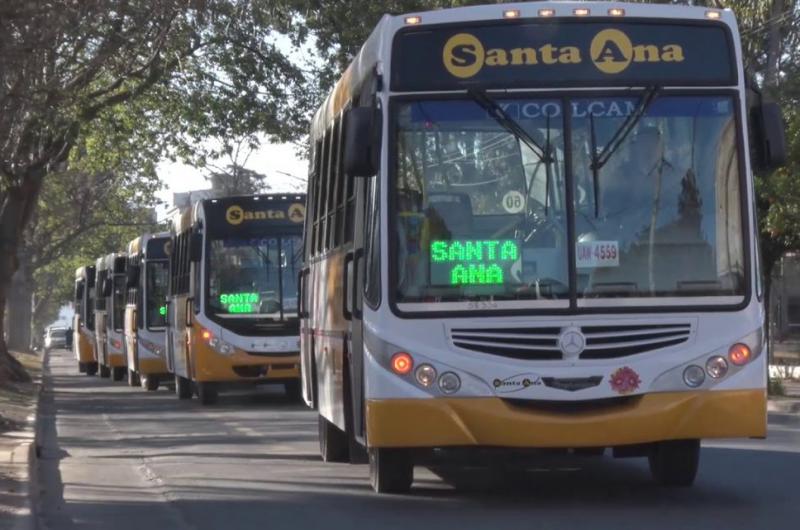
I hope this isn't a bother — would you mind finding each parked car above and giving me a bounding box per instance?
[44,326,68,352]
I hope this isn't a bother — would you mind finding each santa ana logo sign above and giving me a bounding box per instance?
[442,28,685,79]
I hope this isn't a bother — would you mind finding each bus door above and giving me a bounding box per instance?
[344,175,371,446]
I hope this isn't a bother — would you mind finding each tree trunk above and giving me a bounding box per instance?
[0,178,44,383]
[5,257,34,353]
[764,0,786,91]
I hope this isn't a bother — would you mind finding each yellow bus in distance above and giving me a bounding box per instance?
[125,232,171,390]
[95,253,128,381]
[73,265,98,375]
[165,194,306,405]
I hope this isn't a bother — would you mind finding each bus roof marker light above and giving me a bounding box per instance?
[729,343,752,366]
[538,8,555,17]
[503,9,520,19]
[608,8,625,17]
[682,365,705,388]
[573,8,590,16]
[705,10,722,20]
[391,352,413,375]
[404,15,421,25]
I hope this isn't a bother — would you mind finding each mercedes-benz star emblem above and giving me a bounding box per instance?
[558,328,586,359]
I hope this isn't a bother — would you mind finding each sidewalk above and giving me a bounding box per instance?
[0,352,42,530]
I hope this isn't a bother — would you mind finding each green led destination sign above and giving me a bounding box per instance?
[430,240,520,286]
[159,306,167,316]
[219,292,260,314]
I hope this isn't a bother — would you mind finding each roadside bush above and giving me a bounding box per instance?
[769,377,786,396]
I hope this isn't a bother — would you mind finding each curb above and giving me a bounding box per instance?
[2,351,45,530]
[767,399,800,415]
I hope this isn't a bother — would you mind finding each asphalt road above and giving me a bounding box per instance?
[37,349,800,530]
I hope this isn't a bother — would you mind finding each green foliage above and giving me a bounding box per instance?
[769,377,786,396]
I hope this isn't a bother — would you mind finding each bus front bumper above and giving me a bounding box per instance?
[137,358,168,376]
[365,389,766,448]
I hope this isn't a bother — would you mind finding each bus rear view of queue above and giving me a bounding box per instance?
[165,194,306,405]
[301,2,787,493]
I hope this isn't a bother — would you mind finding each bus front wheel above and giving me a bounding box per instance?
[144,376,159,392]
[368,448,413,494]
[318,415,348,463]
[99,364,111,378]
[648,439,700,487]
[284,380,302,401]
[86,363,98,376]
[196,382,218,405]
[175,375,193,400]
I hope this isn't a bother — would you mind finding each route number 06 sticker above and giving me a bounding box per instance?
[576,241,620,268]
[502,190,525,214]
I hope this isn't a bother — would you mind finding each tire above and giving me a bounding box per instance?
[86,363,98,376]
[144,376,160,392]
[78,362,87,374]
[99,364,111,378]
[128,369,140,387]
[197,382,218,405]
[175,375,193,400]
[284,380,302,401]
[368,448,413,494]
[112,367,126,381]
[648,439,700,487]
[318,414,349,463]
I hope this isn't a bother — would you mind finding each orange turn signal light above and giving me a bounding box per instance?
[728,343,752,366]
[201,329,212,341]
[391,352,414,375]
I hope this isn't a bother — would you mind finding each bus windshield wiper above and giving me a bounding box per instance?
[468,88,555,214]
[589,85,660,217]
[468,88,553,165]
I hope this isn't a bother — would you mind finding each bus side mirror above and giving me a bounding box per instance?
[344,106,381,177]
[189,233,203,262]
[752,102,787,170]
[126,265,140,288]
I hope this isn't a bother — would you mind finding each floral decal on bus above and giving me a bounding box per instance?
[609,366,641,395]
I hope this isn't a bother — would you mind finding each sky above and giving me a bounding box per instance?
[155,139,308,221]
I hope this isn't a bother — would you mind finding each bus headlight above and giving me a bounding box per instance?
[438,372,461,394]
[706,356,729,378]
[683,365,705,388]
[414,364,437,387]
[207,335,235,356]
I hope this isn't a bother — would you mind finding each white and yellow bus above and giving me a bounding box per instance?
[124,233,171,390]
[95,252,128,381]
[165,194,306,405]
[73,265,98,375]
[301,2,786,492]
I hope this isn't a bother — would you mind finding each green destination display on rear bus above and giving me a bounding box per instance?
[219,292,260,314]
[430,240,521,286]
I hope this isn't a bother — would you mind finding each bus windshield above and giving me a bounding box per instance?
[393,94,744,305]
[146,261,168,328]
[207,235,302,321]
